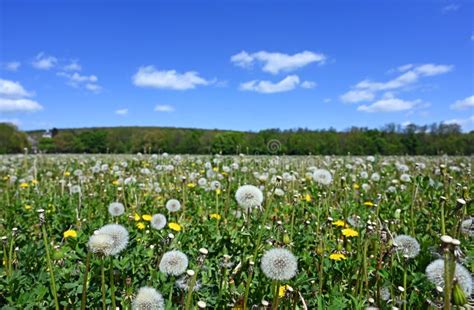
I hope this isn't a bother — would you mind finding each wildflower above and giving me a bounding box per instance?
[332,220,345,227]
[393,235,420,258]
[353,183,360,190]
[278,284,292,298]
[20,182,29,188]
[210,213,221,220]
[235,185,264,210]
[312,169,333,185]
[112,180,120,186]
[342,228,359,237]
[187,183,196,188]
[88,234,114,255]
[159,250,188,276]
[95,224,129,256]
[136,222,145,230]
[134,213,141,221]
[363,201,374,207]
[64,171,70,177]
[151,214,167,230]
[24,205,32,210]
[261,248,298,281]
[63,229,77,239]
[304,194,311,202]
[165,199,181,212]
[168,222,182,232]
[108,202,125,217]
[132,286,164,310]
[142,214,152,221]
[425,259,472,296]
[329,253,347,261]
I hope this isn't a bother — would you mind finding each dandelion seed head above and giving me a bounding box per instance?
[159,250,189,276]
[108,202,125,217]
[151,214,167,230]
[425,259,472,296]
[235,185,264,210]
[165,199,181,212]
[88,234,114,255]
[132,286,164,310]
[393,235,420,258]
[260,248,298,281]
[312,169,333,185]
[95,224,129,256]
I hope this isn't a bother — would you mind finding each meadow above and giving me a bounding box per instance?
[0,153,472,309]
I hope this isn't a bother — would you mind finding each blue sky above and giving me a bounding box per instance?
[0,0,473,131]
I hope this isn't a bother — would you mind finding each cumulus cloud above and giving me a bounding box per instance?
[115,108,128,115]
[0,98,43,113]
[231,50,326,74]
[63,60,82,71]
[301,81,317,89]
[3,61,21,72]
[443,115,474,126]
[450,95,474,110]
[0,79,32,98]
[133,66,212,90]
[357,94,423,113]
[240,75,301,93]
[340,90,375,103]
[154,104,175,112]
[32,52,57,70]
[57,72,101,92]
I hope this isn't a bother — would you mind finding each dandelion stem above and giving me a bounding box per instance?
[272,280,280,310]
[80,252,91,310]
[184,272,198,310]
[110,258,116,310]
[41,224,60,310]
[101,257,106,310]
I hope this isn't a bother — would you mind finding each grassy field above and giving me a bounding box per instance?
[0,154,472,309]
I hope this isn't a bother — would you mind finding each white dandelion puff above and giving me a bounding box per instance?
[425,259,472,296]
[151,214,167,230]
[235,185,264,210]
[108,202,125,217]
[159,250,189,276]
[95,224,129,256]
[393,235,420,258]
[260,248,298,281]
[312,169,333,185]
[165,199,181,213]
[87,234,114,256]
[132,286,164,310]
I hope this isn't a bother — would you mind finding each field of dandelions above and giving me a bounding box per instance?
[0,153,472,309]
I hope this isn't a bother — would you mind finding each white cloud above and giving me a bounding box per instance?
[115,108,128,115]
[301,81,317,89]
[4,62,21,72]
[450,95,474,110]
[340,90,375,103]
[443,116,474,128]
[323,98,332,103]
[85,83,102,93]
[63,60,82,71]
[442,4,460,13]
[0,79,32,98]
[357,95,422,113]
[32,52,57,70]
[154,105,175,112]
[0,98,43,113]
[341,63,453,103]
[133,66,212,90]
[231,50,326,74]
[240,75,300,93]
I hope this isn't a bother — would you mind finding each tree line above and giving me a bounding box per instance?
[1,122,473,155]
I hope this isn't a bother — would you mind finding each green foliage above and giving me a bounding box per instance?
[0,123,29,154]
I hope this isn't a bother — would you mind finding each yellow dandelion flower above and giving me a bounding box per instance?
[63,229,77,239]
[342,228,359,237]
[168,222,182,232]
[305,194,311,202]
[31,179,39,185]
[278,284,292,298]
[134,213,141,221]
[212,167,219,172]
[136,222,145,230]
[64,171,70,177]
[216,189,221,195]
[142,214,152,221]
[112,180,120,186]
[353,183,360,190]
[20,182,29,188]
[24,205,32,210]
[210,213,221,220]
[187,183,196,188]
[329,253,347,261]
[363,201,374,207]
[332,220,345,227]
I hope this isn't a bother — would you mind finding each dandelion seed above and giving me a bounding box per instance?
[425,259,472,296]
[235,185,264,210]
[166,199,181,212]
[108,202,125,217]
[260,248,298,281]
[151,214,167,230]
[159,250,189,276]
[132,286,164,310]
